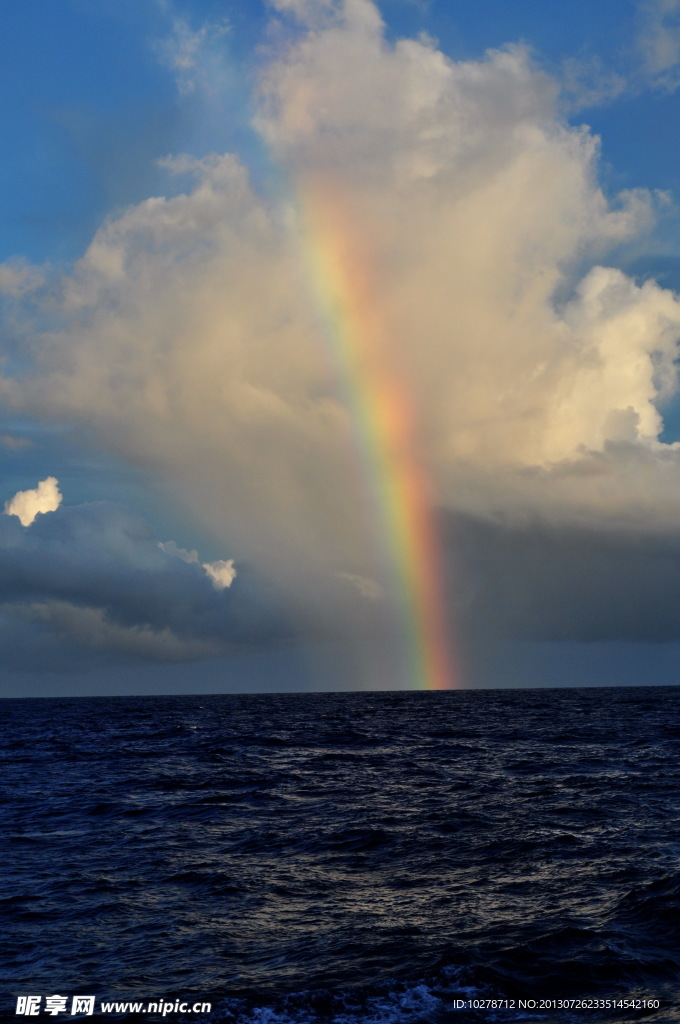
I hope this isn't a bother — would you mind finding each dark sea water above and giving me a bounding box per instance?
[1,687,679,1024]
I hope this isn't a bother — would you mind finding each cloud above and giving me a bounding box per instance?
[338,571,382,600]
[0,258,44,298]
[154,15,230,97]
[0,499,284,666]
[2,0,680,670]
[11,601,226,662]
[0,434,32,451]
[637,0,680,90]
[5,477,62,526]
[559,0,680,108]
[157,538,201,563]
[203,558,237,590]
[268,0,338,28]
[158,539,237,590]
[451,510,680,643]
[559,55,627,112]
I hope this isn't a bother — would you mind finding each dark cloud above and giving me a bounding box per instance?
[0,501,288,666]
[451,512,680,643]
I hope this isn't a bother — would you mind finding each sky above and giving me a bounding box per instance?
[3,0,680,695]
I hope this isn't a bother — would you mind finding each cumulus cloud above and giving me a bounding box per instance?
[203,558,237,590]
[2,0,680,667]
[5,477,62,527]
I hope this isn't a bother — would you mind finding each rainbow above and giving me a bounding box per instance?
[296,176,457,690]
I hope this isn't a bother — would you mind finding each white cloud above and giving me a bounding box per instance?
[5,477,62,527]
[159,540,237,589]
[158,539,201,563]
[203,558,237,590]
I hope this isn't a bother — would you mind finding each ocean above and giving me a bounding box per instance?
[1,686,679,1023]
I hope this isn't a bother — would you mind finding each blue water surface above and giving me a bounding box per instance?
[1,687,679,1023]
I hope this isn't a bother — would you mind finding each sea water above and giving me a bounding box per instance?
[1,687,679,1022]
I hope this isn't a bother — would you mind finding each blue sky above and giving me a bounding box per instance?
[4,0,680,695]
[3,1,680,264]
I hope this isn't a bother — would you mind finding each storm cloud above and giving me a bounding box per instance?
[0,499,286,663]
[452,509,680,644]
